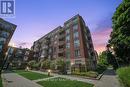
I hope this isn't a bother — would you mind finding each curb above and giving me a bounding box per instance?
[96,70,106,80]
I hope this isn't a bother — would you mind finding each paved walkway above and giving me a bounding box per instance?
[1,68,122,87]
[31,70,95,84]
[2,72,42,87]
[33,76,59,82]
[31,68,122,87]
[95,68,122,87]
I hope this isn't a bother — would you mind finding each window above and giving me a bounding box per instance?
[53,47,56,53]
[0,45,2,52]
[0,37,6,44]
[75,60,81,64]
[73,31,79,39]
[73,25,78,31]
[73,18,78,24]
[90,44,93,48]
[75,49,80,57]
[74,39,80,48]
[55,35,57,39]
[1,31,9,38]
[66,29,70,35]
[49,48,52,53]
[9,48,14,54]
[51,38,54,41]
[88,37,91,40]
[66,43,70,48]
[66,22,71,27]
[54,41,57,44]
[91,52,94,56]
[85,35,88,40]
[66,35,70,42]
[66,50,70,59]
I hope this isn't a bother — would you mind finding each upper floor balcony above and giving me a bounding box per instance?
[58,41,65,46]
[59,34,65,39]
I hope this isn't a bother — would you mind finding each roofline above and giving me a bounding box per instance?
[35,26,62,42]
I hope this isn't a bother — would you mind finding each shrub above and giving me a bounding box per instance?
[28,60,40,69]
[72,71,98,78]
[86,71,98,78]
[117,67,130,87]
[28,60,36,68]
[32,63,40,70]
[40,59,51,69]
[96,63,107,74]
[56,58,66,74]
[50,61,56,70]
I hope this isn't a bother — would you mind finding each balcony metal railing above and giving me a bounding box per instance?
[58,48,64,53]
[59,41,65,45]
[59,34,65,39]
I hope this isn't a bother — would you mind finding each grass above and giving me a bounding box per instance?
[0,75,2,87]
[37,77,94,87]
[116,66,130,87]
[14,70,51,80]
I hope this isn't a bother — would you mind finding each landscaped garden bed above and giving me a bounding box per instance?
[117,67,130,87]
[14,70,51,80]
[37,77,94,87]
[71,71,98,78]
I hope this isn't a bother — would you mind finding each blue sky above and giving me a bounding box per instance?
[4,0,122,53]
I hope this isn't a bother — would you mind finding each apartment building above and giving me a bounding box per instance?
[5,46,31,69]
[0,18,17,68]
[31,26,65,61]
[31,14,97,71]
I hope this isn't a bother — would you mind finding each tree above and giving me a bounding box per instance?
[28,60,36,68]
[109,0,130,65]
[40,59,51,69]
[50,60,56,70]
[56,58,66,74]
[28,60,40,69]
[106,50,119,69]
[96,51,108,73]
[98,51,108,65]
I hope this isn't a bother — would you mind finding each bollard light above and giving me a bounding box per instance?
[47,69,51,76]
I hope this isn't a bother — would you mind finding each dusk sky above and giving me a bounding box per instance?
[5,0,122,54]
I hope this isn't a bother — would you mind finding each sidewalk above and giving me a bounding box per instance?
[31,69,122,87]
[30,70,96,84]
[1,69,122,87]
[2,72,42,87]
[94,68,122,87]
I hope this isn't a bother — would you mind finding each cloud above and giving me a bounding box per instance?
[9,41,33,49]
[93,13,112,32]
[9,41,17,47]
[92,28,112,54]
[90,13,113,54]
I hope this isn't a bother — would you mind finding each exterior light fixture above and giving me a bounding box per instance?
[47,69,51,76]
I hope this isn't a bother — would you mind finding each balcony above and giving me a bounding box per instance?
[58,53,64,57]
[58,48,64,53]
[59,41,65,46]
[42,45,49,50]
[59,34,65,39]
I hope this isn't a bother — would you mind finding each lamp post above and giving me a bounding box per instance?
[47,69,51,76]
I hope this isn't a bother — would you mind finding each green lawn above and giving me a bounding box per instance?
[14,70,51,80]
[37,77,94,87]
[117,67,130,87]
